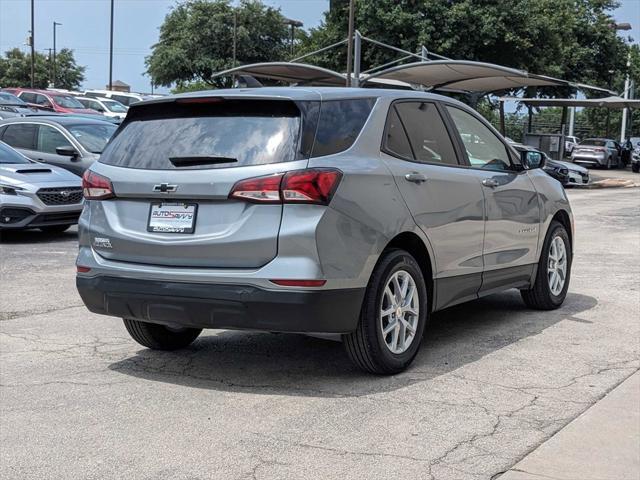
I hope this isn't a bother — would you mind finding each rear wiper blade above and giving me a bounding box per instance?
[169,156,238,167]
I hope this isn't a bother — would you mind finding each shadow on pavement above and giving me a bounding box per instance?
[109,290,597,398]
[0,228,77,244]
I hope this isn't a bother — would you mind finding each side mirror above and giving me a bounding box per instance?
[56,146,80,160]
[522,150,545,169]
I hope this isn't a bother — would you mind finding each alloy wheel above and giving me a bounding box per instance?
[547,236,567,296]
[380,270,420,354]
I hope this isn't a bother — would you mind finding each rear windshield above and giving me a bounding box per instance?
[100,100,303,170]
[99,97,376,170]
[580,139,606,147]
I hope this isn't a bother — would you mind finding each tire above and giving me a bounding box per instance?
[40,225,70,233]
[343,249,428,375]
[123,318,201,350]
[521,221,571,310]
[632,162,640,173]
[605,157,612,169]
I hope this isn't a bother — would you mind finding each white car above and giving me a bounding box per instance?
[77,96,128,121]
[565,136,579,155]
[83,90,149,107]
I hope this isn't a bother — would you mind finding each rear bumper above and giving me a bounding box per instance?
[77,275,365,333]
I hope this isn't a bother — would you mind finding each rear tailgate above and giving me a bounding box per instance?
[87,96,320,268]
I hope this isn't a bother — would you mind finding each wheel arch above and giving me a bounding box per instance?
[384,231,435,313]
[551,209,573,250]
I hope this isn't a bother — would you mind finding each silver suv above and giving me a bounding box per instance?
[76,88,573,374]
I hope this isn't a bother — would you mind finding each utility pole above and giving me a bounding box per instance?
[30,0,35,88]
[345,0,355,87]
[52,22,62,88]
[108,0,114,90]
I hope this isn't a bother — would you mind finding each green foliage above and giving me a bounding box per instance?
[301,0,631,93]
[0,48,85,90]
[146,0,291,89]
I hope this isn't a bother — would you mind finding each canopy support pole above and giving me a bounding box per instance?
[353,31,361,88]
[527,106,533,134]
[560,106,568,158]
[499,100,506,136]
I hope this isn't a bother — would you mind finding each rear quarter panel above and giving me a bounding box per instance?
[306,97,433,288]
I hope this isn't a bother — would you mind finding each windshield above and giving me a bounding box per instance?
[0,92,27,106]
[580,139,606,147]
[0,142,30,164]
[53,95,85,109]
[67,123,117,153]
[103,100,128,113]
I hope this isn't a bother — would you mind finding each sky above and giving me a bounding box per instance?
[0,0,638,94]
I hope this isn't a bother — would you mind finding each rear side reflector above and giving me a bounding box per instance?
[229,168,342,205]
[77,265,91,273]
[82,171,114,200]
[270,279,327,287]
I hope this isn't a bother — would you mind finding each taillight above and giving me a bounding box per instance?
[82,171,114,200]
[229,168,342,205]
[229,173,283,203]
[281,169,342,204]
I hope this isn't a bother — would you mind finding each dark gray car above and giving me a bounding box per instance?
[76,88,574,374]
[0,117,117,176]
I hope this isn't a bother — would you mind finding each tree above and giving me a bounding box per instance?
[0,48,85,90]
[300,0,632,93]
[146,0,291,89]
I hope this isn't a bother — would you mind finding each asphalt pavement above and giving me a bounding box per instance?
[1,185,638,480]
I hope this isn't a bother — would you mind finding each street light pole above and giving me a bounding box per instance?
[108,0,114,90]
[30,0,35,88]
[283,18,303,57]
[52,22,62,88]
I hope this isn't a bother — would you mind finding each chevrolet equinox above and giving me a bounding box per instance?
[76,88,573,374]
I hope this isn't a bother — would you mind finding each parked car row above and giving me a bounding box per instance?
[0,88,138,123]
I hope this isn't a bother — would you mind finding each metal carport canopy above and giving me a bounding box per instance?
[211,62,347,86]
[499,96,640,109]
[362,60,568,92]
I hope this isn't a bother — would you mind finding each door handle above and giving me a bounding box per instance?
[405,173,428,183]
[482,178,499,188]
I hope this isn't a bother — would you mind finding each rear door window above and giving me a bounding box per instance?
[311,98,375,157]
[19,92,36,103]
[1,123,37,150]
[394,101,459,165]
[100,99,304,170]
